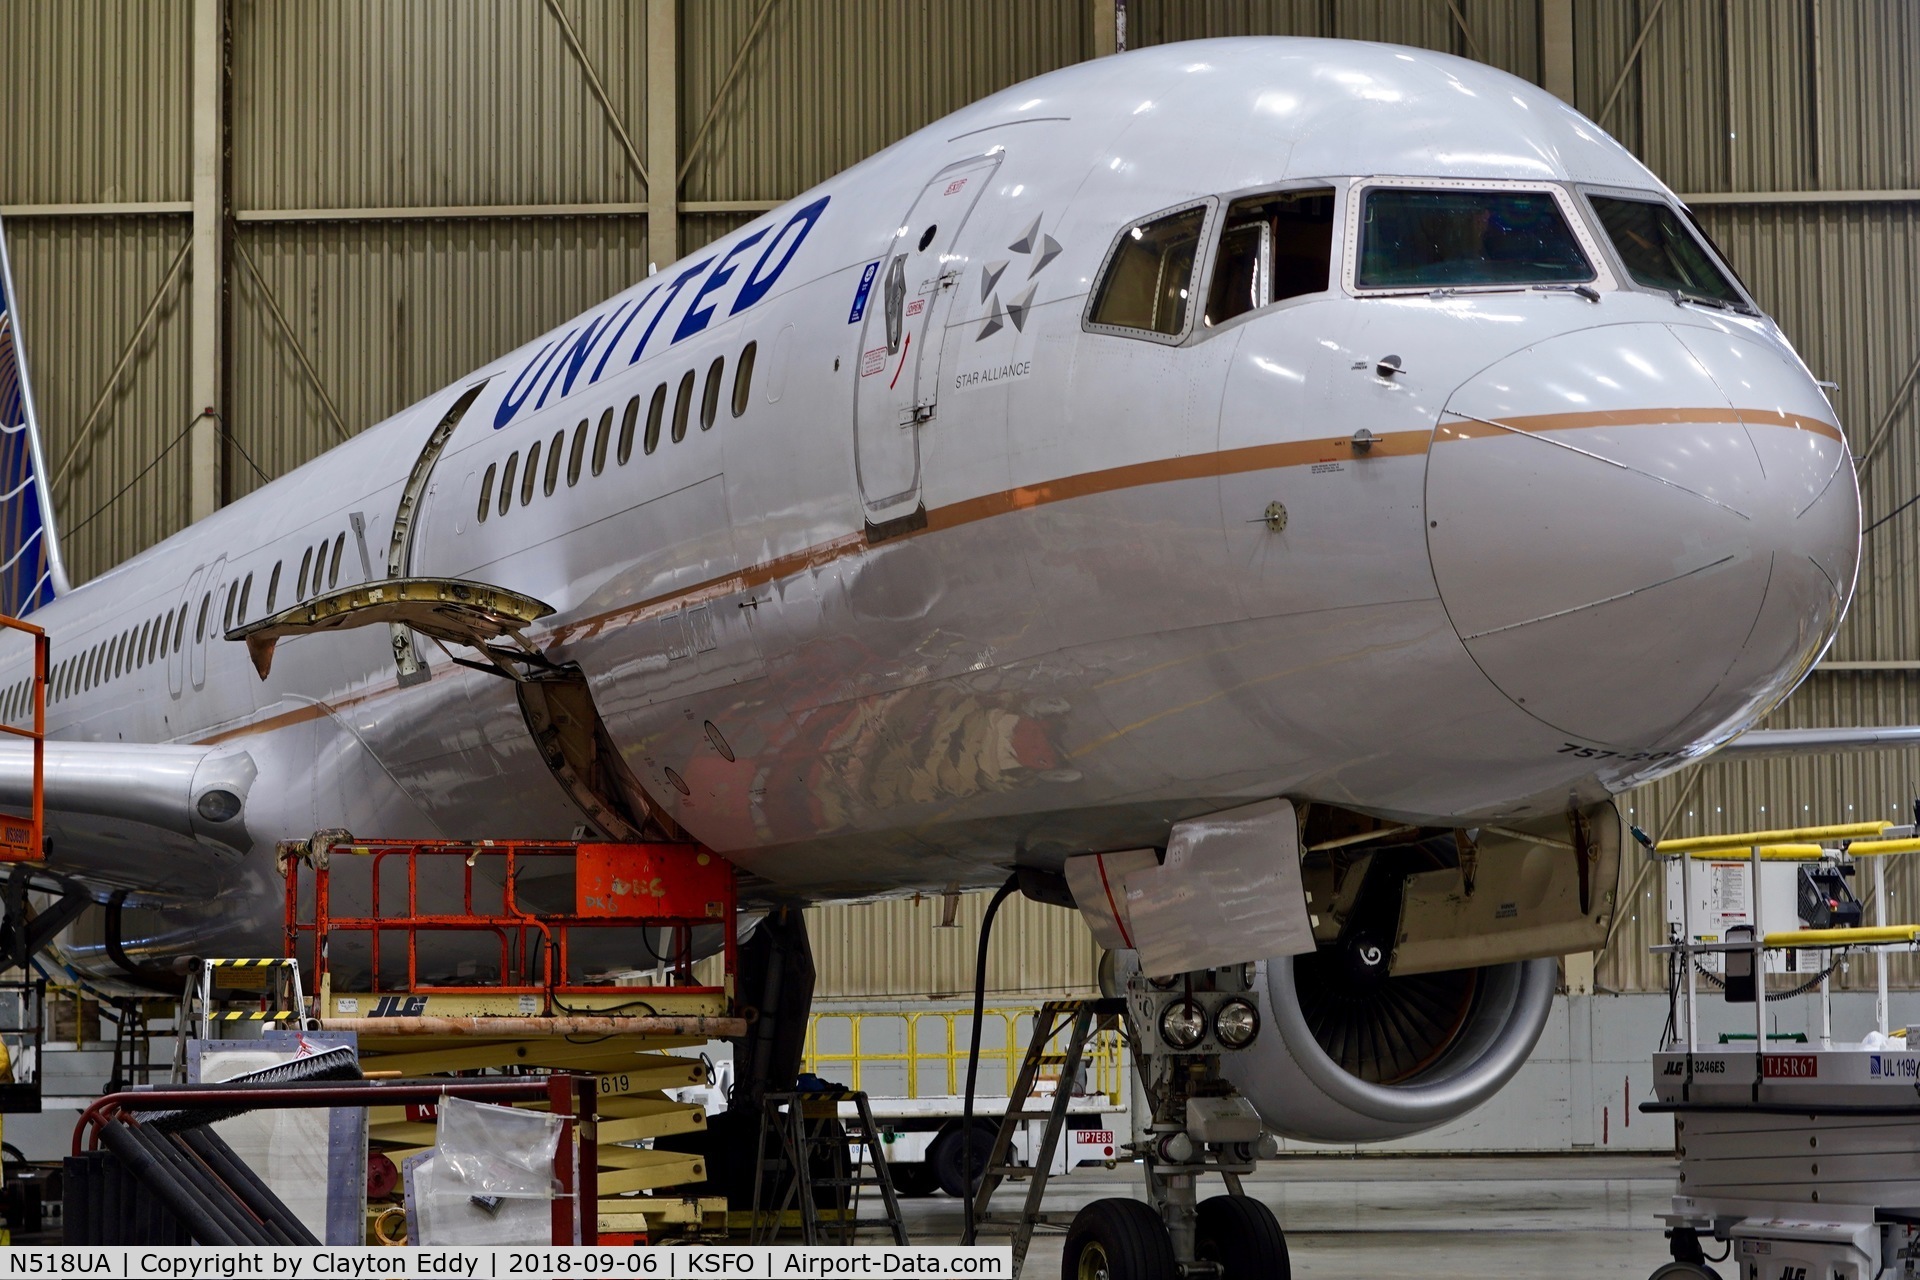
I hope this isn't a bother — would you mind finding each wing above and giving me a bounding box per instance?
[1715,725,1920,758]
[0,739,255,897]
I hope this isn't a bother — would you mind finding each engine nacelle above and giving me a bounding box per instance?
[1224,952,1557,1144]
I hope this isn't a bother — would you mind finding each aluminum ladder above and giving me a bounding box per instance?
[965,996,1127,1275]
[750,1087,908,1245]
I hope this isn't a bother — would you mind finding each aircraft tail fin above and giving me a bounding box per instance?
[0,214,68,616]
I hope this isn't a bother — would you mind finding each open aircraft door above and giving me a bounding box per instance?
[852,153,999,540]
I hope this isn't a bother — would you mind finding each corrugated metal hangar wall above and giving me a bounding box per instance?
[6,0,1920,999]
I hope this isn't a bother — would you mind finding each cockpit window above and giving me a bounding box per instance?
[1089,204,1208,336]
[1589,195,1747,308]
[1205,188,1335,327]
[1357,188,1593,289]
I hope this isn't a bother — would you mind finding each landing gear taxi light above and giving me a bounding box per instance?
[1159,1000,1207,1050]
[1213,997,1260,1049]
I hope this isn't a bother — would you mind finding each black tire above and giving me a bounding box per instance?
[888,1158,940,1198]
[930,1122,997,1198]
[1195,1194,1290,1280]
[1062,1198,1176,1280]
[1648,1265,1721,1280]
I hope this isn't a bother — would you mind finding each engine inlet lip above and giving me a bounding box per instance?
[1262,952,1556,1125]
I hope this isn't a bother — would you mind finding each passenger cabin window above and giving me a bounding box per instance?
[1089,204,1208,337]
[644,384,666,454]
[297,548,313,601]
[521,440,542,506]
[700,357,724,430]
[498,452,519,516]
[329,533,345,589]
[618,396,639,465]
[1588,195,1748,308]
[1356,188,1593,289]
[672,371,695,443]
[567,419,587,487]
[732,342,756,418]
[543,430,563,496]
[1204,189,1336,327]
[478,463,497,522]
[238,572,252,622]
[591,413,610,476]
[266,565,281,614]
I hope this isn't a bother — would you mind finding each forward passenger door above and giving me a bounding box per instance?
[851,154,1000,538]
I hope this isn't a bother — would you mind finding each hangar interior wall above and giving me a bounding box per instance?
[8,2,1920,997]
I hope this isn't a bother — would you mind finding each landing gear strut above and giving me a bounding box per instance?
[1063,962,1288,1279]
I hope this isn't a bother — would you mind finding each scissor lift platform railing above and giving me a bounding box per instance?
[277,832,749,1222]
[280,832,742,1026]
[1640,816,1920,1279]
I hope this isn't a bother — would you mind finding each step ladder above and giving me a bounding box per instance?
[965,997,1127,1274]
[750,1088,908,1245]
[173,958,311,1079]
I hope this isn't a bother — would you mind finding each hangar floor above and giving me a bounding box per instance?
[903,1154,1678,1277]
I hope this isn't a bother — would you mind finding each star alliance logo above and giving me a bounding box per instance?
[978,214,1062,340]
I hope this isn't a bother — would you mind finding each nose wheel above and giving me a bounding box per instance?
[1063,1199,1175,1280]
[1195,1194,1291,1279]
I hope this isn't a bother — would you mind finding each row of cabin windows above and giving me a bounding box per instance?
[33,601,191,708]
[8,526,359,716]
[476,342,757,524]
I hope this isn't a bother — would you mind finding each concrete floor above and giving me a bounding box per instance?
[900,1155,1683,1279]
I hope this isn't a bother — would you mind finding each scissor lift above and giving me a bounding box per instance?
[277,832,749,1240]
[1640,815,1920,1280]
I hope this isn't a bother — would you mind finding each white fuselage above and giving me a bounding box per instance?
[11,39,1858,965]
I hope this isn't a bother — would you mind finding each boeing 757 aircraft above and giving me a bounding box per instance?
[0,34,1886,1268]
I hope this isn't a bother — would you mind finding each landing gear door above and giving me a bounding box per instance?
[852,153,1000,538]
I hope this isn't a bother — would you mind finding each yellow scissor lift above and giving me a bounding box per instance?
[1641,816,1920,1280]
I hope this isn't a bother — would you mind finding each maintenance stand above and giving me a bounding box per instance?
[1643,816,1920,1280]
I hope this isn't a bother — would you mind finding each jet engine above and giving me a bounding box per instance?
[1224,951,1557,1143]
[1214,803,1619,1142]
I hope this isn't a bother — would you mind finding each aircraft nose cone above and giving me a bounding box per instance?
[1427,323,1858,751]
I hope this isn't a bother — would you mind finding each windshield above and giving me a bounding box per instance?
[1357,188,1594,289]
[1589,195,1747,307]
[1089,205,1207,336]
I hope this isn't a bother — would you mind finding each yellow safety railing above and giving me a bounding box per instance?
[1656,821,1890,853]
[802,1007,1129,1108]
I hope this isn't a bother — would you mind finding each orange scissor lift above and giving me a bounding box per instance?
[0,615,47,864]
[275,832,748,1242]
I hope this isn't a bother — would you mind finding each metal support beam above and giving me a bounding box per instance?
[1538,0,1575,102]
[0,202,191,218]
[1681,188,1920,205]
[678,0,781,189]
[50,234,193,494]
[1091,0,1119,57]
[189,0,228,522]
[1442,0,1485,63]
[1596,0,1667,131]
[647,0,678,268]
[543,0,649,190]
[232,241,350,444]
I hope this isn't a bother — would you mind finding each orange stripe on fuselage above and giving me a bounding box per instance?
[1438,405,1842,443]
[192,406,1828,746]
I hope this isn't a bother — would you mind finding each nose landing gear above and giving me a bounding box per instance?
[1062,962,1288,1280]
